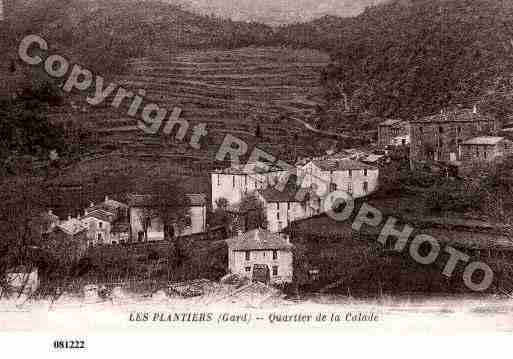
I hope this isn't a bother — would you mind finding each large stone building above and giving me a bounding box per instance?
[211,162,286,209]
[378,119,410,148]
[409,107,498,169]
[226,229,293,284]
[458,136,513,165]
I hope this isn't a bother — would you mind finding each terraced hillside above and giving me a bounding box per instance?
[93,47,330,156]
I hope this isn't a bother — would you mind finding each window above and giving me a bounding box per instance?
[97,233,102,241]
[363,181,369,193]
[245,267,251,272]
[99,222,103,229]
[348,170,352,178]
[232,176,236,188]
[419,127,424,134]
[272,266,278,276]
[245,251,250,261]
[329,182,337,192]
[347,182,353,194]
[439,126,444,134]
[217,174,220,186]
[484,151,487,159]
[273,250,278,260]
[277,211,280,220]
[364,169,368,176]
[457,126,462,135]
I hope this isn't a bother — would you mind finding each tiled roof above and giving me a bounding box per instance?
[214,162,284,175]
[311,158,377,172]
[460,136,506,146]
[411,108,494,123]
[226,229,293,251]
[57,218,87,236]
[379,119,403,126]
[84,209,115,222]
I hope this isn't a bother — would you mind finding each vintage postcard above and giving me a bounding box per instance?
[1,0,513,353]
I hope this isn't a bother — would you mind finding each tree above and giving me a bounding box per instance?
[238,193,267,231]
[0,177,50,295]
[150,180,191,240]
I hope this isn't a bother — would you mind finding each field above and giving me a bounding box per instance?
[47,47,332,159]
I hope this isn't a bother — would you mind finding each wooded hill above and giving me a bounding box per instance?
[274,0,513,120]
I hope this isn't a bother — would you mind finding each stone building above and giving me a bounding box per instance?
[81,196,129,246]
[226,229,293,284]
[409,106,498,169]
[458,136,513,165]
[378,119,410,148]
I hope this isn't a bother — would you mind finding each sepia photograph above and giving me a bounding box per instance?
[1,0,513,352]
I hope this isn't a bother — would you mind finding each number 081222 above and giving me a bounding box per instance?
[53,340,86,349]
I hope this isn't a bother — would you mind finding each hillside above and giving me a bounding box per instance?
[274,0,513,122]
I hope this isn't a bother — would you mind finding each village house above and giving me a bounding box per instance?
[378,119,410,148]
[299,158,379,199]
[211,162,287,209]
[257,185,316,233]
[458,136,513,165]
[409,106,498,169]
[51,216,88,261]
[226,228,293,284]
[128,193,207,242]
[81,196,130,246]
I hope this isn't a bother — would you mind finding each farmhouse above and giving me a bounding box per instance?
[211,162,287,209]
[458,136,513,164]
[226,229,293,284]
[128,193,207,242]
[299,158,379,198]
[409,106,498,169]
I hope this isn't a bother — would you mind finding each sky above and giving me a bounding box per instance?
[174,0,386,25]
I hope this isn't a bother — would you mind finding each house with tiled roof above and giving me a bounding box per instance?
[127,193,207,242]
[81,196,129,246]
[226,228,293,284]
[409,106,499,169]
[299,158,379,199]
